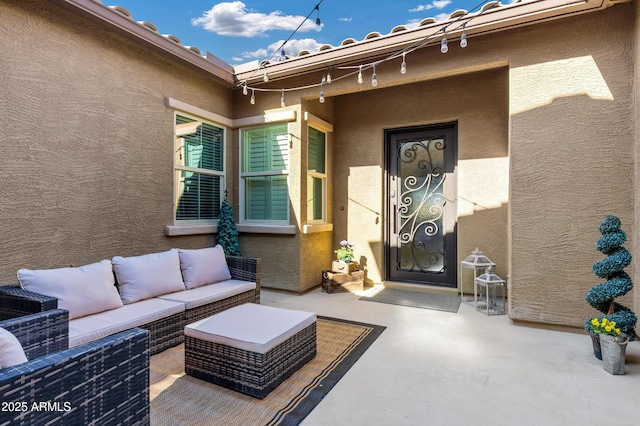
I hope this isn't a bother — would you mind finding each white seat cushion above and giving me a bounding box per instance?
[156,279,255,309]
[69,298,184,347]
[113,249,185,304]
[18,259,123,319]
[0,327,28,368]
[185,303,316,354]
[178,245,232,289]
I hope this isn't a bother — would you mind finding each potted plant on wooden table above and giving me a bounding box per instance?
[332,240,356,274]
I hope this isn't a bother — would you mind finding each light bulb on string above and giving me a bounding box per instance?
[400,53,407,75]
[460,23,468,48]
[441,37,448,54]
[280,49,286,61]
[280,89,286,108]
[319,83,325,104]
[357,65,363,84]
[326,70,331,84]
[250,89,255,105]
[315,5,322,32]
[371,65,378,87]
[242,83,248,96]
[263,70,269,82]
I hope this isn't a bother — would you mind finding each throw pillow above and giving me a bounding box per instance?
[113,249,185,304]
[178,245,232,289]
[0,327,28,368]
[18,260,123,320]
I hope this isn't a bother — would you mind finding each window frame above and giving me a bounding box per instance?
[173,111,226,225]
[239,123,291,225]
[307,125,328,224]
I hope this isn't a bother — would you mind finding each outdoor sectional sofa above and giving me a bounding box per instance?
[0,245,261,355]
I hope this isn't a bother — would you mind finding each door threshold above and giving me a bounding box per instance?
[382,281,459,296]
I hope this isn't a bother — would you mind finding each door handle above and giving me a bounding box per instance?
[393,204,397,235]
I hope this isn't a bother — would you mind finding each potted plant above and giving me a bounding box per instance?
[217,197,240,256]
[584,215,637,361]
[588,317,629,374]
[332,240,356,274]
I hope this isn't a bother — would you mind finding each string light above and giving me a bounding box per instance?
[315,4,322,32]
[250,89,255,105]
[460,23,468,48]
[280,48,286,61]
[238,0,491,106]
[243,82,248,96]
[440,36,448,54]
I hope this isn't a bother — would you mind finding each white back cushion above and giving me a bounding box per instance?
[18,260,123,319]
[178,245,231,289]
[0,327,28,368]
[113,249,185,304]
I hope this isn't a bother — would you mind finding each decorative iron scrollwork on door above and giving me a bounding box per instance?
[396,138,446,274]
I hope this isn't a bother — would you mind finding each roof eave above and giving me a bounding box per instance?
[235,0,623,85]
[51,0,237,87]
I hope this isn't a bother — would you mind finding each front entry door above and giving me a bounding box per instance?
[385,124,457,286]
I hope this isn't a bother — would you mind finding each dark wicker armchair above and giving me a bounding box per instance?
[0,310,150,426]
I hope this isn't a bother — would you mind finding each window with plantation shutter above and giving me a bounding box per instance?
[307,126,326,223]
[241,124,289,222]
[174,113,225,222]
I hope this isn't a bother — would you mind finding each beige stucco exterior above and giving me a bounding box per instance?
[0,0,232,281]
[634,0,640,316]
[1,0,638,331]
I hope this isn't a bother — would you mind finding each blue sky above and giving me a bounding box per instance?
[110,0,500,64]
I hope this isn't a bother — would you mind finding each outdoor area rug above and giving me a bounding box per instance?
[150,316,385,426]
[360,288,461,313]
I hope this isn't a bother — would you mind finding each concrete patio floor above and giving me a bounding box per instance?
[261,286,640,426]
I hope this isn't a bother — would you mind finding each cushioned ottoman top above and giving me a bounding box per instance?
[185,303,316,354]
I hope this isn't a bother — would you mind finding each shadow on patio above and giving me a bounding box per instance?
[259,287,640,425]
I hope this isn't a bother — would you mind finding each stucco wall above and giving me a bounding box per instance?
[0,0,232,282]
[508,5,635,326]
[634,0,640,317]
[333,68,509,286]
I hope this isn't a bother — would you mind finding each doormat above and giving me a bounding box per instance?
[360,288,461,313]
[150,316,385,426]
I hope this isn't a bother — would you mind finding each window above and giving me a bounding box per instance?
[174,113,225,223]
[241,124,289,222]
[307,126,326,222]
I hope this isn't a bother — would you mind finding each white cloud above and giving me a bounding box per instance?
[240,48,269,59]
[405,19,421,29]
[409,0,452,12]
[339,17,353,22]
[240,38,327,60]
[433,12,451,21]
[192,1,316,37]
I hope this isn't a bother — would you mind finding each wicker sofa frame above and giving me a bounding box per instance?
[0,310,150,426]
[0,255,261,355]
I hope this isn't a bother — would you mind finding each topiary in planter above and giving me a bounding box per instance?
[217,198,240,256]
[584,215,637,340]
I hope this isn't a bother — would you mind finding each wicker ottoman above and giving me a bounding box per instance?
[184,303,317,399]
